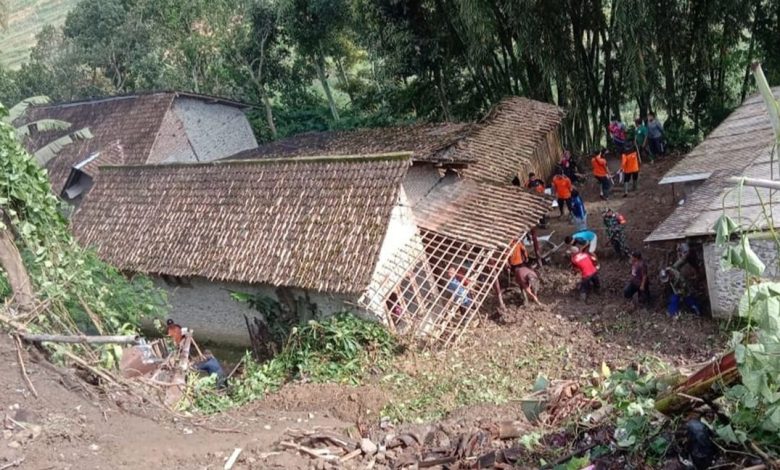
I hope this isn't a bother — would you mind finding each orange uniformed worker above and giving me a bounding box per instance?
[551,168,573,217]
[620,145,640,196]
[591,149,612,200]
[166,319,183,346]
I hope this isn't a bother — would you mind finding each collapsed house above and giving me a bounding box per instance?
[645,89,780,318]
[19,91,258,205]
[71,153,550,347]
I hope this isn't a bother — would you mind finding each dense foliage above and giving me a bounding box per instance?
[0,101,165,334]
[185,313,398,413]
[2,0,780,149]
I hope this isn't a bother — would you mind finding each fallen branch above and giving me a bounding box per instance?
[279,441,339,461]
[14,334,38,398]
[19,333,141,345]
[56,347,122,388]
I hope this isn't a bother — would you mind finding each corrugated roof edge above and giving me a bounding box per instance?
[99,151,414,170]
[29,90,251,111]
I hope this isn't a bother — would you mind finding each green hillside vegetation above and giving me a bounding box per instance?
[0,0,79,69]
[1,0,779,151]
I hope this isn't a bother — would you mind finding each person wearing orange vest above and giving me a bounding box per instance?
[508,240,540,304]
[591,149,612,200]
[551,169,573,217]
[620,145,640,197]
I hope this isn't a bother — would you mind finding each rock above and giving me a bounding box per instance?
[360,438,378,456]
[89,444,100,452]
[7,441,20,449]
[263,424,272,430]
[2,430,12,440]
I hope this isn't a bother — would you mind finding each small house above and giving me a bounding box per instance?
[72,154,550,346]
[20,92,258,205]
[646,89,780,317]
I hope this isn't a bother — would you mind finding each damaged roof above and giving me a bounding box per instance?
[412,177,551,248]
[646,89,780,242]
[19,91,249,195]
[72,153,411,294]
[230,96,565,183]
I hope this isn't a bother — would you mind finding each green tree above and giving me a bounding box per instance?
[281,0,351,121]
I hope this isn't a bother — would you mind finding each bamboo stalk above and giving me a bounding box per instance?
[19,333,141,345]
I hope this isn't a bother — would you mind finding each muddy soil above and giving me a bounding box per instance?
[0,153,729,469]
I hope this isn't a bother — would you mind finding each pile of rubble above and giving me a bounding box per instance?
[276,380,602,469]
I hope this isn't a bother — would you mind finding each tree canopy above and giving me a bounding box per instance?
[1,0,779,149]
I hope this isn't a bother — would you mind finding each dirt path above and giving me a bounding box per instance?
[0,334,354,469]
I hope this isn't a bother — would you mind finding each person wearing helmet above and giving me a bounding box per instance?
[660,267,701,318]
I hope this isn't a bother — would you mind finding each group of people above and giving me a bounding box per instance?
[510,128,702,318]
[609,113,665,163]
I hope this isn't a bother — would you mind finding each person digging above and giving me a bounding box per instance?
[569,246,600,301]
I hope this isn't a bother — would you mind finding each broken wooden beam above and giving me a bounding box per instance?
[655,352,739,415]
[19,333,141,345]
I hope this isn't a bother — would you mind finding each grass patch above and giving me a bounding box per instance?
[183,313,398,413]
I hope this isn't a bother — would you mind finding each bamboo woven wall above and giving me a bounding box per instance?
[72,154,412,294]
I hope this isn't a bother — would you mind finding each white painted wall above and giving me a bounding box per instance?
[703,237,780,318]
[170,98,258,163]
[403,164,442,206]
[360,188,430,323]
[157,277,359,346]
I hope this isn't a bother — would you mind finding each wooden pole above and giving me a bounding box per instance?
[19,333,141,345]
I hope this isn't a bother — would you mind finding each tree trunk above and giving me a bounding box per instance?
[335,56,353,101]
[259,85,277,139]
[741,0,761,103]
[315,52,340,121]
[0,212,35,314]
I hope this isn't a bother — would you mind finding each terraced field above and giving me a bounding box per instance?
[1,0,79,69]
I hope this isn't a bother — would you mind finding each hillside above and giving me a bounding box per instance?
[0,0,79,69]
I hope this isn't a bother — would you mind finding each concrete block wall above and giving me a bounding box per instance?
[157,277,359,346]
[147,108,197,164]
[703,237,780,318]
[172,98,258,162]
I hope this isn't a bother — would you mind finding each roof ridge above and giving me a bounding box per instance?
[30,90,250,110]
[101,151,414,170]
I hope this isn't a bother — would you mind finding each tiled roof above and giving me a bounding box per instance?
[72,154,411,293]
[230,122,475,164]
[22,94,175,193]
[412,176,551,248]
[457,97,566,183]
[646,89,780,242]
[19,91,250,194]
[229,96,566,183]
[659,89,778,183]
[77,140,125,179]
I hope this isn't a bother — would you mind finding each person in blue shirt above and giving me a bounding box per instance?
[565,230,598,254]
[446,267,473,309]
[195,350,227,388]
[569,189,587,231]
